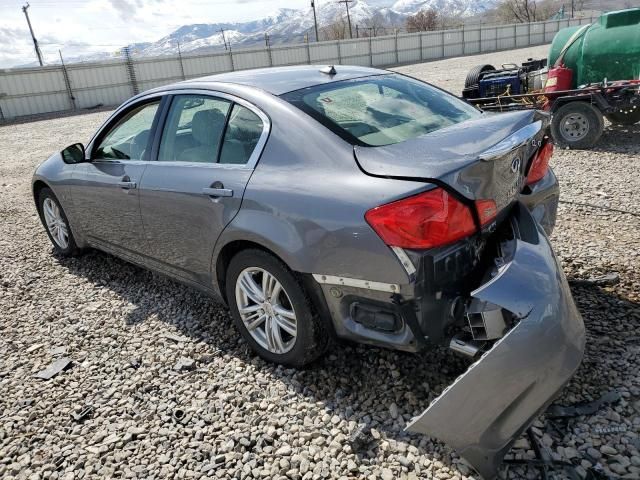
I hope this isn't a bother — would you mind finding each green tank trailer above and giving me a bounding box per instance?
[462,8,640,149]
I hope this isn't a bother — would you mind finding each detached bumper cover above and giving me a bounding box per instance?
[405,204,586,479]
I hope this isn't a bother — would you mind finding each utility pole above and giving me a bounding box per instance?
[337,0,353,39]
[22,3,43,66]
[571,0,575,18]
[220,28,228,50]
[311,0,320,42]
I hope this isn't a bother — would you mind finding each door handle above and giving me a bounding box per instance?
[119,181,137,189]
[202,187,233,197]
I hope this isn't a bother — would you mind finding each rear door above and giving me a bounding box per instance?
[138,92,270,286]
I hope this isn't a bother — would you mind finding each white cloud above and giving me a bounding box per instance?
[0,0,311,67]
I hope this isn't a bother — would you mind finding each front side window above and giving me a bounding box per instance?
[94,101,160,160]
[282,74,481,147]
[158,95,231,163]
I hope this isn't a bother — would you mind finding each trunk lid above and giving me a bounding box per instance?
[354,110,550,213]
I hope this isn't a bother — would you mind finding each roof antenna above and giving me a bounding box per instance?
[320,65,337,75]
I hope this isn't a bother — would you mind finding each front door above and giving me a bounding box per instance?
[138,93,269,285]
[70,100,162,257]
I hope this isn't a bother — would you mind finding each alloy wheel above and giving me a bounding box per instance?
[42,198,69,249]
[235,267,297,354]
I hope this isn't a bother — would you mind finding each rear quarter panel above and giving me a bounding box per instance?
[212,90,428,290]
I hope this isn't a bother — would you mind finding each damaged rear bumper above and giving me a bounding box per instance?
[405,203,586,479]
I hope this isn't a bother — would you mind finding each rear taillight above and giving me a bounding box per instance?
[527,141,554,185]
[365,188,477,249]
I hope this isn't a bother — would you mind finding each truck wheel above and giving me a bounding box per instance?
[551,102,604,149]
[606,109,640,126]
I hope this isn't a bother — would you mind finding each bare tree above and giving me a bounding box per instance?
[406,8,439,32]
[360,12,388,37]
[321,16,350,40]
[496,0,556,23]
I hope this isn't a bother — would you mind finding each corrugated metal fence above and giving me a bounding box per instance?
[0,17,595,121]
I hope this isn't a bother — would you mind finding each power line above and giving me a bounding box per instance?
[22,2,43,66]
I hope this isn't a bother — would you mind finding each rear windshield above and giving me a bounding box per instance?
[281,73,481,146]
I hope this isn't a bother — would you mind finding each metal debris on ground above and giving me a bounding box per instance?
[16,398,35,408]
[71,405,94,422]
[349,423,374,453]
[592,425,627,435]
[172,409,186,423]
[34,357,72,380]
[547,391,621,419]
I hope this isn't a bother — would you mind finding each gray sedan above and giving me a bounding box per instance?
[33,65,585,479]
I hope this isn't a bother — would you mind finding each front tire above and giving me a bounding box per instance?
[38,187,80,256]
[551,101,604,149]
[226,249,328,367]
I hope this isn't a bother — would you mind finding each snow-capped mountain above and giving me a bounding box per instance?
[390,0,496,16]
[70,0,497,62]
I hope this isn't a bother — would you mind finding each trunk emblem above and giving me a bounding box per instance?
[511,157,522,173]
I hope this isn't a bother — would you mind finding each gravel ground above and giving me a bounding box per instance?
[1,45,639,480]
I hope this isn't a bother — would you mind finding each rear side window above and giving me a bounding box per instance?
[219,105,263,165]
[158,95,231,163]
[282,74,480,146]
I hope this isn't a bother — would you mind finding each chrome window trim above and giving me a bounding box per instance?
[87,89,271,170]
[154,89,271,170]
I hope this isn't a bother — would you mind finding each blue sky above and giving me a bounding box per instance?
[0,0,316,67]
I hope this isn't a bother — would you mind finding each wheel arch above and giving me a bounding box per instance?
[213,238,334,337]
[32,179,50,208]
[215,239,288,305]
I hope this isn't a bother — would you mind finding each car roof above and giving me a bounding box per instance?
[176,65,390,96]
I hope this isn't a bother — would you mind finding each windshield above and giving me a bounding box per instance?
[281,73,481,147]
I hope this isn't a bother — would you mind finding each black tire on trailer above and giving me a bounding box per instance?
[464,64,496,89]
[551,101,605,150]
[606,109,640,126]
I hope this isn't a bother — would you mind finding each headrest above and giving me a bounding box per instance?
[191,109,226,146]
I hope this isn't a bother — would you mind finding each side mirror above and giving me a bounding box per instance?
[61,143,86,164]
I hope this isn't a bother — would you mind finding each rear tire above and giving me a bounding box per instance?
[226,249,328,367]
[606,109,640,126]
[551,101,604,149]
[38,187,80,257]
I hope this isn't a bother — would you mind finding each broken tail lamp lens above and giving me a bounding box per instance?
[527,141,554,185]
[365,188,494,249]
